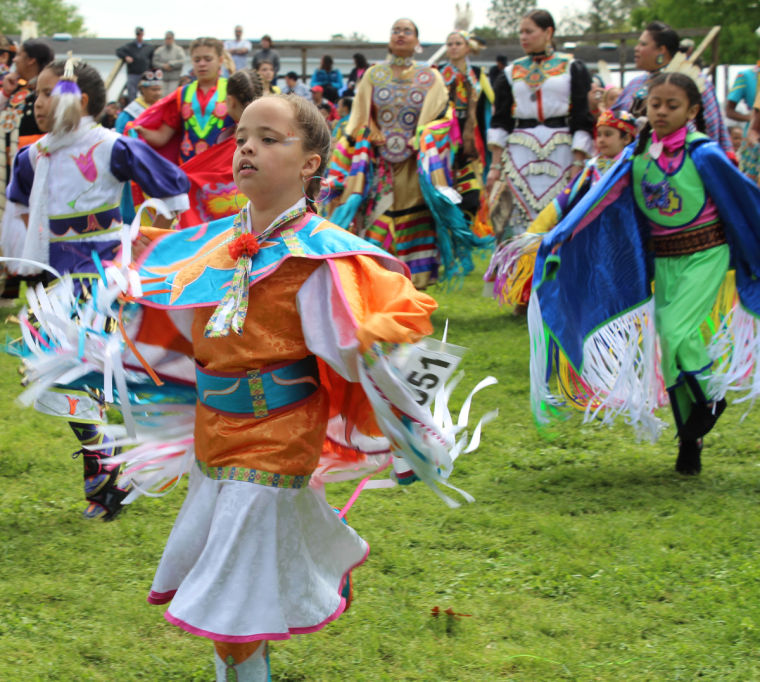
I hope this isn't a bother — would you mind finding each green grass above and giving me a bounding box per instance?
[1,265,760,681]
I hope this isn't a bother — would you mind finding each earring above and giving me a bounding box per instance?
[302,175,330,205]
[656,54,665,66]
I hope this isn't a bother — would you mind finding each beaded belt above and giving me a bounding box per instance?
[196,459,310,488]
[651,222,726,257]
[514,116,569,129]
[195,355,320,418]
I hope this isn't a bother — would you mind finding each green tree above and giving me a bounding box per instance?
[632,0,760,63]
[564,0,645,35]
[0,0,86,37]
[487,0,537,38]
[471,25,504,41]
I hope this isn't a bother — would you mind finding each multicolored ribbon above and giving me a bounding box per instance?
[204,203,308,337]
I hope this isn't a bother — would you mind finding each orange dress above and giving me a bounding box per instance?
[148,239,437,643]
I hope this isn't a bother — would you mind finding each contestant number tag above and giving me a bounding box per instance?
[402,345,462,408]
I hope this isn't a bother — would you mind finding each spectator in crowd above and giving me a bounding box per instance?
[117,27,156,102]
[588,74,605,123]
[252,35,280,81]
[0,35,16,86]
[256,59,280,93]
[726,62,759,133]
[282,71,310,97]
[310,55,342,102]
[332,95,352,138]
[224,25,251,72]
[0,38,54,111]
[152,30,185,94]
[316,101,332,124]
[310,85,336,120]
[99,101,121,129]
[488,54,507,86]
[344,53,369,96]
[729,124,744,153]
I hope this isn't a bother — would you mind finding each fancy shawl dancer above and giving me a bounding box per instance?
[529,72,760,475]
[440,29,495,237]
[486,10,594,241]
[16,94,495,679]
[5,58,190,519]
[133,37,233,165]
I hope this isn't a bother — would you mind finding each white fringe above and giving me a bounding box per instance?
[528,291,666,440]
[359,344,497,508]
[707,302,760,409]
[580,299,666,441]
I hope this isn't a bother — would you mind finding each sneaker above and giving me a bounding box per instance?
[82,500,109,520]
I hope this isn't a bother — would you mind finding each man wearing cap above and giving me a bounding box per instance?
[116,27,155,103]
[152,30,185,94]
[310,85,337,120]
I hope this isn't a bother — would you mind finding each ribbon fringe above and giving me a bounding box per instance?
[529,291,666,441]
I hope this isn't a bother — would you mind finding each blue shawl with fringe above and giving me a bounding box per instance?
[533,136,760,373]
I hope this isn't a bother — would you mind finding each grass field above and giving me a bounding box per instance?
[1,265,760,681]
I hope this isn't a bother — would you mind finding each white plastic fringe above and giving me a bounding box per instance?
[16,275,141,438]
[359,343,497,507]
[529,290,666,441]
[580,298,665,442]
[707,302,760,409]
[101,406,196,503]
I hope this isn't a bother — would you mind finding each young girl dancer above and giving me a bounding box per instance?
[116,93,483,679]
[5,60,190,518]
[529,72,760,474]
[134,37,233,164]
[175,68,264,226]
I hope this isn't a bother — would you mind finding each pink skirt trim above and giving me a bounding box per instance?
[156,543,370,643]
[147,589,177,605]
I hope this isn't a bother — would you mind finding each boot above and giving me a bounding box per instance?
[675,438,703,475]
[680,398,726,441]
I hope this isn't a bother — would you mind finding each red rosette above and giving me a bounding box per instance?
[228,233,260,260]
[181,102,193,121]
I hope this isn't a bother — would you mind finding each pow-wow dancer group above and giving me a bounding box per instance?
[0,9,758,680]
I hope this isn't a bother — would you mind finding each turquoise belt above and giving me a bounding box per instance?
[195,355,320,418]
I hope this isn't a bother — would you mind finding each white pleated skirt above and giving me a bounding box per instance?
[149,465,369,642]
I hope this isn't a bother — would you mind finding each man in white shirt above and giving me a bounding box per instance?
[224,26,252,72]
